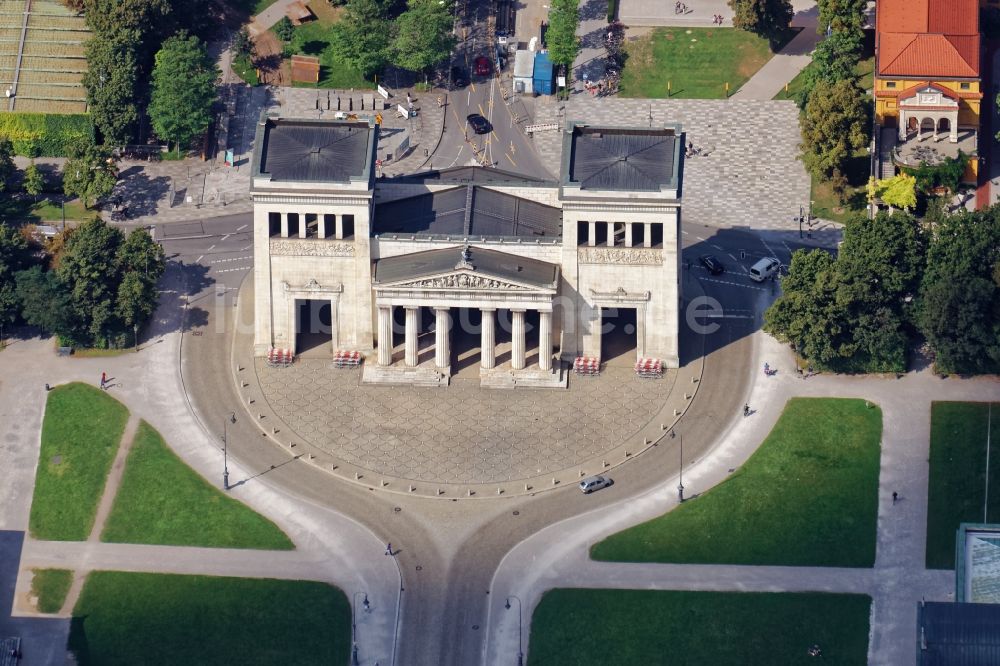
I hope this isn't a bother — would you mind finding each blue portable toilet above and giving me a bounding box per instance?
[533,51,554,96]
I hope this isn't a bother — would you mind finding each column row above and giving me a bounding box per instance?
[375,306,553,372]
[577,220,664,248]
[269,212,355,240]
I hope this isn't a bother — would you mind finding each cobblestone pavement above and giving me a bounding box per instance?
[256,361,676,485]
[530,97,812,233]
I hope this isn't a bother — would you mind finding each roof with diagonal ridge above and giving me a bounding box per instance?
[876,0,980,78]
[256,118,376,183]
[565,125,679,192]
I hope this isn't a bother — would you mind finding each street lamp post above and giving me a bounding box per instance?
[672,430,684,502]
[505,596,524,666]
[133,323,139,352]
[222,412,235,490]
[352,591,368,666]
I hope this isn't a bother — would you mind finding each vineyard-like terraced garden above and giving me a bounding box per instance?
[0,0,90,114]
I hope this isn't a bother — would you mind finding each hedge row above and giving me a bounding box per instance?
[0,112,94,156]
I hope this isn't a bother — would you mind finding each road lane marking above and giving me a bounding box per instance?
[505,153,517,167]
[195,255,204,262]
[235,224,248,231]
[697,276,766,291]
[207,244,216,251]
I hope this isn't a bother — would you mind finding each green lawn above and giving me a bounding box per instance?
[31,568,73,614]
[926,402,1000,569]
[620,27,779,99]
[528,589,872,665]
[101,421,293,550]
[810,150,871,224]
[68,572,350,666]
[592,398,883,567]
[29,383,129,541]
[287,22,374,90]
[232,52,259,86]
[0,196,90,223]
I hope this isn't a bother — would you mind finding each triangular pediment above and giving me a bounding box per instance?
[899,84,959,107]
[378,268,548,292]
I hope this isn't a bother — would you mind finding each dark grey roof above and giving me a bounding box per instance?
[374,245,559,289]
[918,602,1000,666]
[373,186,561,238]
[391,165,553,185]
[567,126,677,191]
[258,119,373,182]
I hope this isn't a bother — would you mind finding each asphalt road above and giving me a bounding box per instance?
[156,211,838,664]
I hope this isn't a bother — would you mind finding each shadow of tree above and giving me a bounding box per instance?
[112,167,171,219]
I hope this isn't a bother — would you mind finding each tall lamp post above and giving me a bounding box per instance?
[505,596,524,666]
[352,591,369,666]
[222,412,235,490]
[672,430,684,502]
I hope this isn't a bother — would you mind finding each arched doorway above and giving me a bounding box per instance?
[907,116,918,137]
[920,118,935,139]
[938,118,951,134]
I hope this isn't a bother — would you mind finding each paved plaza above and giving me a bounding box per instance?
[530,97,812,232]
[256,362,676,485]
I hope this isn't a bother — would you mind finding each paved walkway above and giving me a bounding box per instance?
[731,10,820,101]
[484,330,1000,666]
[247,0,300,35]
[0,262,401,664]
[619,0,816,27]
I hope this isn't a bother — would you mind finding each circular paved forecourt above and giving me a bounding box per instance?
[255,360,677,486]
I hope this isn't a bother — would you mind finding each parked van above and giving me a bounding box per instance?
[749,257,781,282]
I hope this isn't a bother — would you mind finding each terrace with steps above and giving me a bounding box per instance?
[0,0,89,114]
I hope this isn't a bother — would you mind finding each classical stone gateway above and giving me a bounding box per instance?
[252,115,683,386]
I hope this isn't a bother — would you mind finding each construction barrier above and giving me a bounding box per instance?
[267,348,294,367]
[574,356,601,376]
[333,350,363,368]
[635,357,663,378]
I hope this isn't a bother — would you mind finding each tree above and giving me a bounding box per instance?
[0,139,16,192]
[232,27,254,58]
[728,0,793,46]
[0,223,33,324]
[817,0,867,34]
[392,0,457,77]
[148,33,219,156]
[62,141,117,209]
[868,173,917,211]
[274,16,295,41]
[809,28,863,83]
[22,161,45,201]
[547,0,581,69]
[918,210,1000,374]
[330,0,393,77]
[15,266,74,340]
[83,33,140,147]
[800,78,869,178]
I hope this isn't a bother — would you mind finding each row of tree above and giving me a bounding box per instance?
[765,209,1000,375]
[80,0,217,150]
[0,218,165,349]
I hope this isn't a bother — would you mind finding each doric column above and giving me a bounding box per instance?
[299,214,307,239]
[335,214,344,240]
[434,307,450,369]
[318,215,327,239]
[643,222,652,248]
[538,310,552,371]
[377,306,393,366]
[404,306,419,367]
[625,223,633,248]
[511,309,526,370]
[480,308,496,369]
[587,221,596,247]
[280,212,289,238]
[607,222,615,247]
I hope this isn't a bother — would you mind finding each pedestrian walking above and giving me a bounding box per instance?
[743,403,750,417]
[675,1,681,13]
[892,491,898,504]
[385,542,392,556]
[100,371,107,389]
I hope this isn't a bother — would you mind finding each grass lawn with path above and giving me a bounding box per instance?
[592,398,882,567]
[0,196,90,224]
[101,421,293,549]
[68,572,350,665]
[620,27,782,99]
[528,589,872,665]
[29,383,129,541]
[926,401,1000,569]
[31,568,73,614]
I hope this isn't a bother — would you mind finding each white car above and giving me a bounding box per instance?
[749,257,781,282]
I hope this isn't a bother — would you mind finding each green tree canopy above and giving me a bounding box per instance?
[148,33,219,155]
[330,0,394,77]
[15,265,73,339]
[868,174,917,211]
[0,223,33,324]
[800,78,869,178]
[83,33,140,147]
[765,211,925,373]
[0,138,16,192]
[392,0,457,76]
[728,0,793,46]
[546,0,581,68]
[62,141,117,208]
[22,161,45,200]
[918,209,1000,374]
[817,0,867,34]
[273,16,295,41]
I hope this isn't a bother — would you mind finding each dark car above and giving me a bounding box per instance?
[450,66,469,89]
[474,55,492,77]
[466,113,491,134]
[699,254,725,275]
